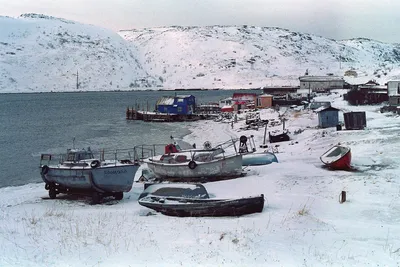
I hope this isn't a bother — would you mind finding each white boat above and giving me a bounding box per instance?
[40,147,140,204]
[143,151,243,181]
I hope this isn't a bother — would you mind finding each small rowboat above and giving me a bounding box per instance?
[138,183,264,217]
[320,145,351,170]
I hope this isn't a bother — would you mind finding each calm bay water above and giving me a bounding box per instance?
[0,89,260,188]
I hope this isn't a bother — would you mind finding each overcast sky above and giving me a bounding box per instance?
[1,0,400,43]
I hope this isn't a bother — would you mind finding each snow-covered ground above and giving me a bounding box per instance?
[1,90,400,266]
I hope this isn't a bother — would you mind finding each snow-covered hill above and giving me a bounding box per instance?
[2,14,400,93]
[120,25,400,89]
[0,14,159,93]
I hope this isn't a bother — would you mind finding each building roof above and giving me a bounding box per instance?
[232,93,257,101]
[299,76,344,82]
[176,95,194,98]
[259,94,273,97]
[157,97,175,105]
[263,86,299,90]
[316,106,340,113]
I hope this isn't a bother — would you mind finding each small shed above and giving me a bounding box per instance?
[317,106,340,128]
[344,112,366,130]
[256,94,273,108]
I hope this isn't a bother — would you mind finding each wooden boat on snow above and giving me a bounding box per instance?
[269,130,290,143]
[143,151,243,180]
[320,145,351,170]
[142,138,244,181]
[40,147,140,204]
[138,183,264,217]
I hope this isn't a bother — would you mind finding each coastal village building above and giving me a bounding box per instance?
[262,86,299,96]
[317,106,340,128]
[387,81,400,106]
[232,93,257,110]
[156,95,196,115]
[344,112,367,130]
[256,94,273,109]
[299,75,345,92]
[219,97,233,108]
[345,80,388,105]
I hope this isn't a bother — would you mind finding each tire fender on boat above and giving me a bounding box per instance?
[41,165,49,175]
[90,160,100,169]
[188,160,197,170]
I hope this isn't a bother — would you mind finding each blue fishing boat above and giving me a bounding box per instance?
[40,147,140,204]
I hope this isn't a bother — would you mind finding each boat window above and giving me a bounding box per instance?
[66,153,75,161]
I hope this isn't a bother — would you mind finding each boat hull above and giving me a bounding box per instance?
[139,195,265,217]
[242,152,278,166]
[320,145,352,170]
[144,154,243,180]
[42,164,139,193]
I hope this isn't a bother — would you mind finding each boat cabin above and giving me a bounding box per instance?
[65,149,94,162]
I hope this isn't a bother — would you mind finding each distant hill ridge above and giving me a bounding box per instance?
[1,14,400,93]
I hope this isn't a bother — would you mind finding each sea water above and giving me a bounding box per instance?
[0,89,260,187]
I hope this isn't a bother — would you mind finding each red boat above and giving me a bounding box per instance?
[320,145,351,170]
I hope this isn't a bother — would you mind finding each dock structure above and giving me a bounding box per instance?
[126,108,209,122]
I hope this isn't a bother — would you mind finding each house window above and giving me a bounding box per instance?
[257,98,261,107]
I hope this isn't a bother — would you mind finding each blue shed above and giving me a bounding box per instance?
[317,106,340,128]
[156,95,196,115]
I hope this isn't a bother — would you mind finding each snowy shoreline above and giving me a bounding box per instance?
[1,90,400,266]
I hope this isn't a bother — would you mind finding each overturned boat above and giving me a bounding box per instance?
[269,130,290,143]
[138,183,264,217]
[40,147,140,204]
[320,145,351,170]
[242,151,278,166]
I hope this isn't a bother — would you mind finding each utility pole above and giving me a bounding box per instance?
[76,70,79,90]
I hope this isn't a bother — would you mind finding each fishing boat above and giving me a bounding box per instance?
[140,137,245,181]
[143,151,243,181]
[39,147,140,204]
[138,183,264,217]
[320,145,352,170]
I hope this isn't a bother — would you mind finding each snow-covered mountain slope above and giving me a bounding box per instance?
[0,14,159,93]
[119,25,400,89]
[2,14,400,93]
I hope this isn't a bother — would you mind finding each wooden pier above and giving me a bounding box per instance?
[126,108,209,122]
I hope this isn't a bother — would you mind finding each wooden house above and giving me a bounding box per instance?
[256,94,273,108]
[345,80,388,105]
[156,95,196,115]
[262,86,299,96]
[299,76,344,92]
[344,112,366,130]
[219,97,233,108]
[317,106,340,128]
[387,81,400,106]
[232,93,257,110]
